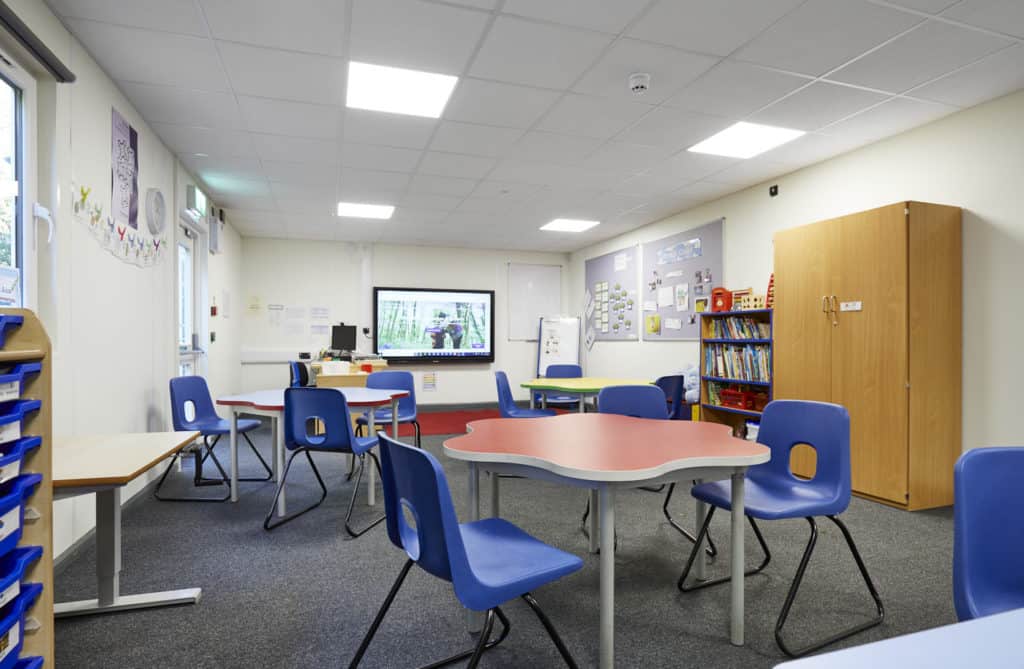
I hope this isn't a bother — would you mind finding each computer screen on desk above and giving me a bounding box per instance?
[331,324,357,352]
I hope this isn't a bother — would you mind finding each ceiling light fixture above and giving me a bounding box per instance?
[688,121,805,159]
[337,202,395,219]
[346,61,458,119]
[540,218,600,232]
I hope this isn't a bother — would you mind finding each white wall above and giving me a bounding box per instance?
[240,239,569,404]
[8,0,243,558]
[571,88,1024,453]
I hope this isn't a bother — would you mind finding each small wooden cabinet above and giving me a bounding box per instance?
[773,202,961,510]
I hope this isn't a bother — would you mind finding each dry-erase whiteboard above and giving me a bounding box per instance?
[508,263,561,341]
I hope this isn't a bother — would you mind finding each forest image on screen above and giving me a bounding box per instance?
[376,290,491,358]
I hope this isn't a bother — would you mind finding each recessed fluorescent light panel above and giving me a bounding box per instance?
[688,121,805,159]
[346,61,458,118]
[541,218,600,232]
[337,202,395,219]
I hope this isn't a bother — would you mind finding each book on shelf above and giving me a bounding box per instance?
[706,315,771,340]
[703,342,771,382]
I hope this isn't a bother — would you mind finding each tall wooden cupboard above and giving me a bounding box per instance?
[773,202,961,510]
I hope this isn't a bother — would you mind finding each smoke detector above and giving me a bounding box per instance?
[628,72,651,96]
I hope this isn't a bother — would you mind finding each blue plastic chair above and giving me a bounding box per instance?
[536,363,583,411]
[654,375,687,420]
[954,447,1024,621]
[289,361,312,387]
[157,376,271,502]
[264,387,383,536]
[355,370,421,448]
[676,400,884,657]
[496,371,556,418]
[349,432,583,668]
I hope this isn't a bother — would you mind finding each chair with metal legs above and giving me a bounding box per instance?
[676,400,884,658]
[263,387,383,536]
[349,432,583,669]
[355,370,421,448]
[536,363,584,411]
[157,376,272,502]
[496,371,556,418]
[953,447,1024,621]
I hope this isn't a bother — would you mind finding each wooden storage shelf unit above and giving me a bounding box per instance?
[0,309,53,665]
[699,309,773,435]
[773,201,961,511]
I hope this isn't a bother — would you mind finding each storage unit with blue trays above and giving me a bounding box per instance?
[0,312,53,667]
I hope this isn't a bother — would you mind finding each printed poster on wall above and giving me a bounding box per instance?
[111,108,139,230]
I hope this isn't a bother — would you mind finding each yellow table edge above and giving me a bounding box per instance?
[521,377,654,393]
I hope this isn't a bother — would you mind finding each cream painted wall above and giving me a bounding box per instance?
[240,240,569,403]
[571,88,1024,453]
[7,1,243,558]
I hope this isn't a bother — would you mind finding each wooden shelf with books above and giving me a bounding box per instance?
[699,309,773,436]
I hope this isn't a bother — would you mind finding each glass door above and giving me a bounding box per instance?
[177,224,200,375]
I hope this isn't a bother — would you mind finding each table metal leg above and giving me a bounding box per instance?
[694,479,707,582]
[588,489,600,553]
[599,486,616,669]
[529,392,535,409]
[579,393,587,413]
[55,488,201,617]
[541,391,547,410]
[730,471,745,646]
[490,472,500,517]
[274,414,286,517]
[229,409,239,502]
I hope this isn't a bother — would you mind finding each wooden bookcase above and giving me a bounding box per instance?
[699,309,773,436]
[0,309,53,665]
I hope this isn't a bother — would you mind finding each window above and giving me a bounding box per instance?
[0,74,22,305]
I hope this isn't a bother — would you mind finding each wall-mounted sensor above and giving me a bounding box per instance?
[628,72,650,96]
[769,184,779,197]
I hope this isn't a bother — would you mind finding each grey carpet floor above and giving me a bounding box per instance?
[55,427,956,668]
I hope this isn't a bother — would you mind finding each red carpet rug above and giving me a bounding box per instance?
[395,409,502,437]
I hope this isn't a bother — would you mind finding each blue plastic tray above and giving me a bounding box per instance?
[0,367,40,404]
[0,548,40,612]
[0,583,40,669]
[0,404,40,448]
[0,476,41,560]
[0,318,22,351]
[13,658,41,669]
[0,440,40,488]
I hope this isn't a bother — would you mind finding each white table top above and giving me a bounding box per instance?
[217,387,408,410]
[774,608,1024,668]
[54,431,200,489]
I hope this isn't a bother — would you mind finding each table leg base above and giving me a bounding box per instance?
[55,588,202,618]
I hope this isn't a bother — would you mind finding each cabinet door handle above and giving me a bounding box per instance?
[830,295,839,326]
[822,295,829,314]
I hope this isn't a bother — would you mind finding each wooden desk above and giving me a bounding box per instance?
[315,372,370,388]
[521,377,653,412]
[53,431,201,617]
[444,414,770,668]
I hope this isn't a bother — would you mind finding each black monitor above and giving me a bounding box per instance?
[331,324,357,352]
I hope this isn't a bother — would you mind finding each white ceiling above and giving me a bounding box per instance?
[46,0,1024,252]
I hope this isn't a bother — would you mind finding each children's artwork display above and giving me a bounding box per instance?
[584,245,639,341]
[641,218,723,340]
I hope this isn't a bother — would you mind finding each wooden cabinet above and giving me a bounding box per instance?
[773,202,961,510]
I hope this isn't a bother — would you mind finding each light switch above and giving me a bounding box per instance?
[840,301,862,312]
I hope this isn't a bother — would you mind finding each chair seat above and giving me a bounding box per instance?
[356,409,417,426]
[299,433,378,456]
[456,518,583,611]
[507,407,557,419]
[193,417,261,436]
[692,476,847,520]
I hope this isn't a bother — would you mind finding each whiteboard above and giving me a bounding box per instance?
[537,317,580,375]
[508,263,561,341]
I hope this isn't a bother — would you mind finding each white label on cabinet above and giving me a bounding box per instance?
[840,301,863,312]
[0,506,20,544]
[0,422,18,445]
[0,621,17,662]
[0,461,19,485]
[0,580,18,609]
[0,381,18,403]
